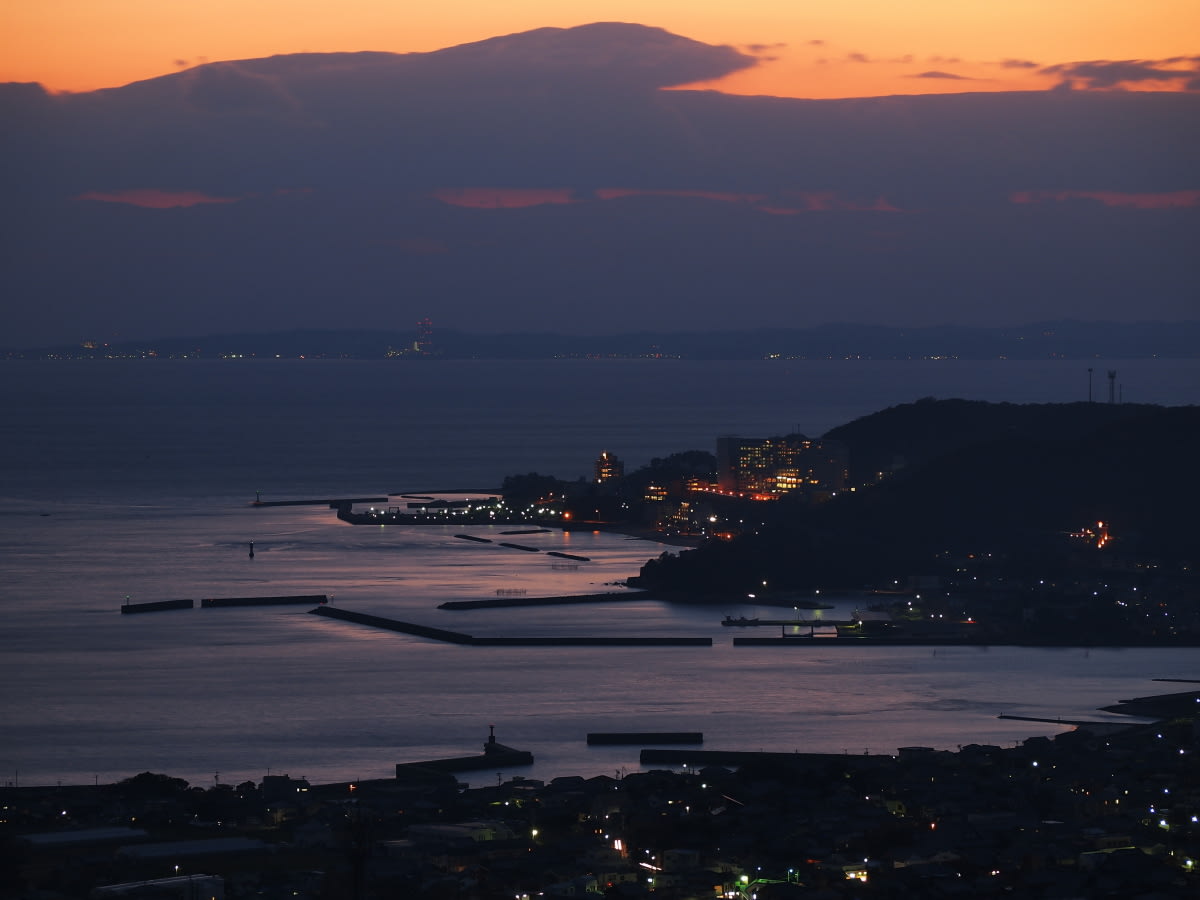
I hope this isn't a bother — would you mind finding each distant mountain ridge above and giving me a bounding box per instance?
[11,321,1200,360]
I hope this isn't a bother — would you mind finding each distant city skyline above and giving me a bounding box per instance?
[9,321,1199,361]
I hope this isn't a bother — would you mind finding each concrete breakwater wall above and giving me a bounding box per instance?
[396,749,534,776]
[120,598,193,614]
[121,596,328,613]
[310,606,475,643]
[471,636,711,646]
[588,732,703,745]
[640,748,897,768]
[310,606,710,646]
[252,497,387,507]
[438,592,638,610]
[397,729,535,775]
[201,595,329,608]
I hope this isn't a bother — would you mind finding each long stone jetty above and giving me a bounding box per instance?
[640,748,896,768]
[438,592,639,610]
[310,606,710,646]
[120,598,193,614]
[251,497,387,507]
[472,636,710,646]
[588,732,703,745]
[202,595,329,608]
[310,607,474,643]
[397,727,533,775]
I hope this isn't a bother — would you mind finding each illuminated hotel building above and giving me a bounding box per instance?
[593,451,624,483]
[715,435,847,496]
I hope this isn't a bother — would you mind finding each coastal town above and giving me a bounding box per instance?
[7,399,1196,897]
[5,693,1198,898]
[330,399,1199,647]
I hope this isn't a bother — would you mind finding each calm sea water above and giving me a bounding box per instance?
[1,359,1197,788]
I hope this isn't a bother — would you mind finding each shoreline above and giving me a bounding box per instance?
[7,689,1189,794]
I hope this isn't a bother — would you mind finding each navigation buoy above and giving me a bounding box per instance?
[248,541,255,559]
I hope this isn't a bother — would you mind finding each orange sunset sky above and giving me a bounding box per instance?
[2,0,1198,99]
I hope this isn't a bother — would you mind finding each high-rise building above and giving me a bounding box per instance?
[716,435,847,496]
[594,451,624,483]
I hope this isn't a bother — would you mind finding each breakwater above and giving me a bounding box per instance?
[201,595,329,608]
[396,749,533,776]
[473,636,710,646]
[732,635,1200,647]
[438,592,638,610]
[310,605,710,646]
[311,606,474,643]
[120,598,193,614]
[397,727,534,775]
[640,748,896,768]
[251,497,387,507]
[588,732,703,745]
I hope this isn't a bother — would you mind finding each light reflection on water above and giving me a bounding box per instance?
[1,498,1187,789]
[2,358,1195,788]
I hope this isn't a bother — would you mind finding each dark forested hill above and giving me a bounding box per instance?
[634,401,1199,594]
[823,398,1171,486]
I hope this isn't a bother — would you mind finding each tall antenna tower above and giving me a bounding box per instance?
[1107,370,1117,404]
[415,318,433,355]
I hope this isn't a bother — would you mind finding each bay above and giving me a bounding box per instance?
[1,358,1196,789]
